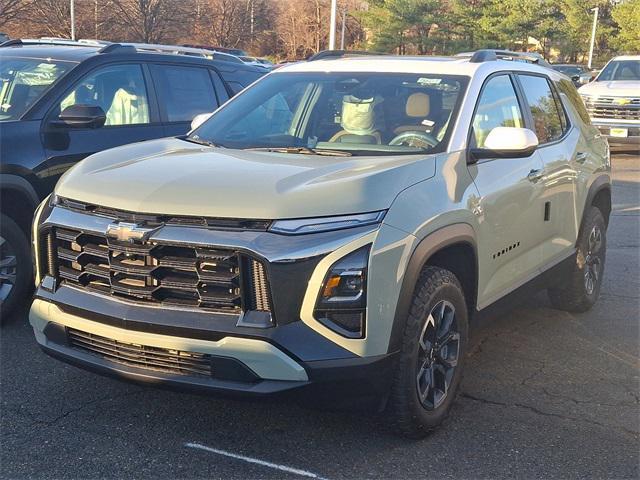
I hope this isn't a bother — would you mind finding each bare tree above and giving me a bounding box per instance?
[0,0,32,28]
[27,0,74,38]
[110,0,187,43]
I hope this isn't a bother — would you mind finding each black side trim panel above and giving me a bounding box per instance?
[474,253,575,323]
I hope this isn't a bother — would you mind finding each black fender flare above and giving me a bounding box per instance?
[580,174,611,237]
[0,174,40,210]
[387,223,477,354]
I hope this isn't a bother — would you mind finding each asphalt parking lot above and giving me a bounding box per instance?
[1,153,638,480]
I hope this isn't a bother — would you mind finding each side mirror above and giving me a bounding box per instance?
[190,112,213,131]
[56,104,106,129]
[470,127,539,162]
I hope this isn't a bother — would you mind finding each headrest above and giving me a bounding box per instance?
[406,92,430,117]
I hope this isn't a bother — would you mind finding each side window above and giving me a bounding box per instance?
[517,75,564,144]
[59,64,150,126]
[556,78,592,126]
[151,65,218,122]
[472,75,524,148]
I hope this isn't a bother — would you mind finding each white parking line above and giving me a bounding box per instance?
[184,442,328,479]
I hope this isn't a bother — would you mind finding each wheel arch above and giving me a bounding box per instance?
[387,223,477,354]
[0,174,40,233]
[582,175,611,234]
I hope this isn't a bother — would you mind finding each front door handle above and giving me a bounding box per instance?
[575,152,588,164]
[527,168,544,182]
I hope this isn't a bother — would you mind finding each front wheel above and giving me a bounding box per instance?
[548,206,607,313]
[0,214,32,323]
[386,266,468,438]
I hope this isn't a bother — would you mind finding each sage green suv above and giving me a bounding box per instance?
[30,50,610,437]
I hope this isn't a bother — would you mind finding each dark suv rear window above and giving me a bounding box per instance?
[151,65,218,122]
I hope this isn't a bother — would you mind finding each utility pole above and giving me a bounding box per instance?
[329,0,337,50]
[70,0,76,40]
[251,0,254,42]
[588,6,598,69]
[95,0,98,38]
[340,7,346,50]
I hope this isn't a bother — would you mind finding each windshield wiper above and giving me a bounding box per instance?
[182,136,225,148]
[246,146,352,157]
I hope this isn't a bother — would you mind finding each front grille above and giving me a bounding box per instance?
[583,96,640,121]
[68,327,212,376]
[42,226,272,314]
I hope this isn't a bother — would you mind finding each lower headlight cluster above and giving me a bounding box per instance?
[314,246,370,338]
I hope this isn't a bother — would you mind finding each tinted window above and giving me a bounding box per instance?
[151,65,217,122]
[472,75,524,148]
[518,75,563,143]
[60,64,150,126]
[557,78,591,125]
[553,65,584,76]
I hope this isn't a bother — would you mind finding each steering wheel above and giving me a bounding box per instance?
[389,131,439,149]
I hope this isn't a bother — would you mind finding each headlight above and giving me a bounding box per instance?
[314,245,370,338]
[269,211,385,235]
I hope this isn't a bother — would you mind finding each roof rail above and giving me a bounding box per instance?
[307,50,388,61]
[0,37,108,49]
[0,39,23,47]
[468,50,498,63]
[122,42,244,63]
[459,49,551,67]
[0,37,244,63]
[99,43,135,54]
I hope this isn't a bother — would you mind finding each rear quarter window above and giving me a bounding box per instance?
[556,78,592,126]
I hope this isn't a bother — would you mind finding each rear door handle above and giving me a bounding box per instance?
[575,152,588,164]
[527,168,544,182]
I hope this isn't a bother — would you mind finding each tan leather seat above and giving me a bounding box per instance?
[393,92,438,135]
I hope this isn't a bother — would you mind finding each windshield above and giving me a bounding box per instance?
[597,60,640,81]
[554,66,584,76]
[191,72,469,155]
[0,57,74,121]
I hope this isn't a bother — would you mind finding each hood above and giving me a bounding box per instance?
[579,81,640,97]
[55,137,437,219]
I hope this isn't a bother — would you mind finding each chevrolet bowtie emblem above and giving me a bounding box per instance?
[106,222,159,243]
[613,98,631,106]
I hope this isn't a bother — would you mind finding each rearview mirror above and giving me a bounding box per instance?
[56,104,106,129]
[470,127,539,162]
[190,112,213,131]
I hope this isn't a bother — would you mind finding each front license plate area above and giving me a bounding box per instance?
[610,128,628,138]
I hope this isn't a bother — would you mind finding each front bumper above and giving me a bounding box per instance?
[591,120,640,146]
[30,284,396,399]
[30,203,407,401]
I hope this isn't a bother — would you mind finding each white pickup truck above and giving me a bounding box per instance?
[579,55,640,150]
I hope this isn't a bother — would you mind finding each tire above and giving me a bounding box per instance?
[548,206,606,313]
[386,266,469,438]
[0,214,32,323]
